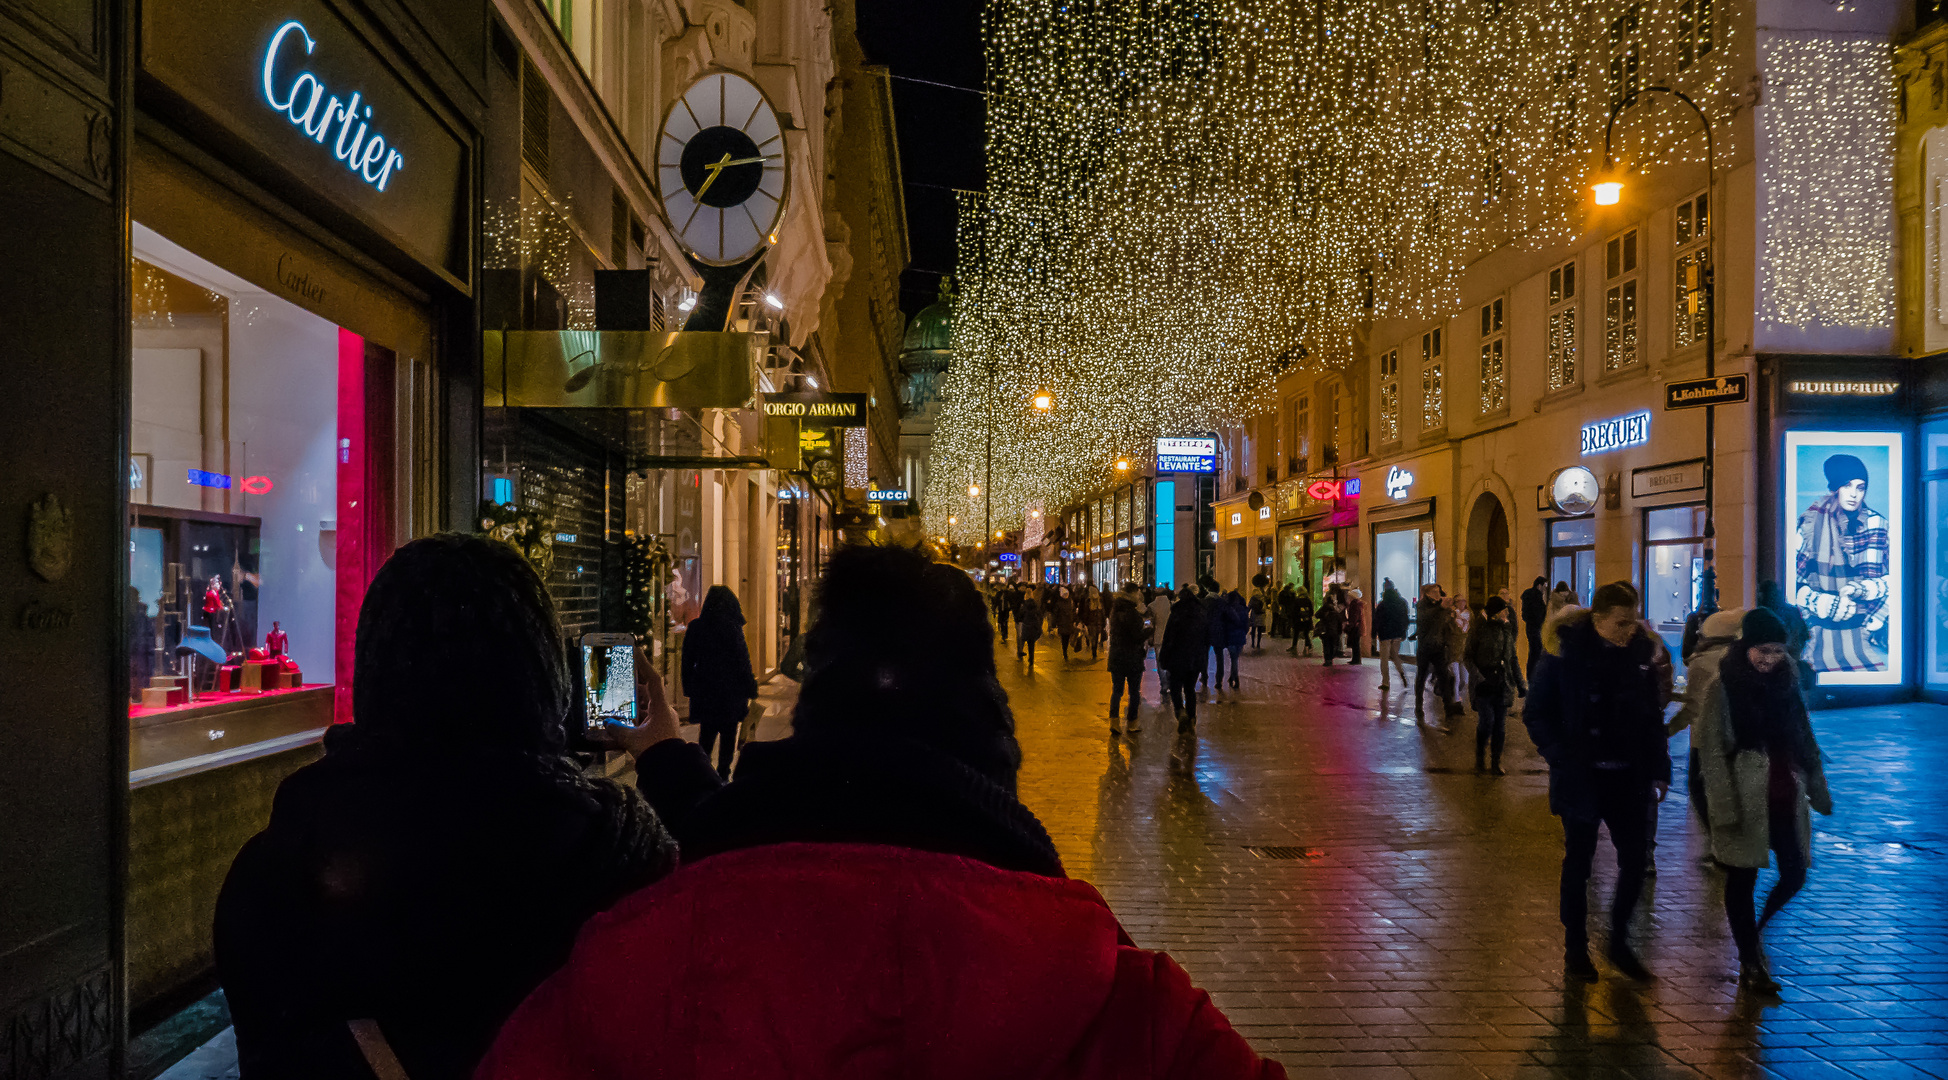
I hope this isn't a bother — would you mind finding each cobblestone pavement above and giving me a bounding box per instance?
[1002,633,1948,1078]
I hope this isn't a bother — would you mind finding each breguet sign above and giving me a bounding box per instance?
[143,0,469,280]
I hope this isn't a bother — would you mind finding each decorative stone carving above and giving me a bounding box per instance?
[27,492,71,582]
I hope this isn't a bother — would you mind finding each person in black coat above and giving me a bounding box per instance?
[1373,579,1411,689]
[1316,588,1347,665]
[1196,577,1227,691]
[1523,582,1672,984]
[1105,583,1148,733]
[1286,588,1315,657]
[214,535,678,1080]
[1016,590,1044,669]
[1520,575,1548,681]
[1157,583,1211,729]
[684,585,760,779]
[1464,596,1528,774]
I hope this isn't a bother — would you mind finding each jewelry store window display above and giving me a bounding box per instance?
[128,223,382,774]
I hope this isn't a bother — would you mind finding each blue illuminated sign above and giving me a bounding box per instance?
[188,469,233,489]
[1580,411,1651,456]
[262,20,406,191]
[998,553,1019,563]
[1156,435,1217,474]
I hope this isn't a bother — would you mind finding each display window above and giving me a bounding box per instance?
[1643,505,1706,653]
[1372,523,1433,654]
[1547,517,1597,604]
[1925,420,1948,689]
[1783,430,1903,686]
[129,222,399,774]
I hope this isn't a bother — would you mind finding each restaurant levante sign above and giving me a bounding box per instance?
[762,393,868,426]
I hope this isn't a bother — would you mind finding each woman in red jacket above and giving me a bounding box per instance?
[476,544,1283,1080]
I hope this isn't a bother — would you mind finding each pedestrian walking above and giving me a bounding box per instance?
[1548,581,1576,616]
[1248,586,1268,650]
[1159,582,1211,730]
[1316,588,1346,665]
[1695,607,1833,995]
[1002,582,1022,643]
[1017,590,1043,669]
[1288,586,1314,657]
[1148,584,1175,705]
[1106,582,1148,734]
[1345,587,1366,664]
[1084,584,1107,659]
[1270,583,1291,639]
[683,585,761,779]
[1446,596,1472,704]
[1221,588,1248,689]
[1521,575,1548,682]
[215,535,678,1080]
[1373,579,1411,689]
[1198,576,1226,692]
[1523,582,1672,984]
[1051,586,1078,660]
[507,545,1287,1080]
[1669,607,1747,838]
[1757,579,1815,692]
[1414,585,1457,722]
[1463,596,1527,775]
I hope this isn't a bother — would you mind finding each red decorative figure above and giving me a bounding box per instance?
[202,575,225,618]
[266,621,288,658]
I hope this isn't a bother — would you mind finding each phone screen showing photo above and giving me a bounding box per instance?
[582,644,637,724]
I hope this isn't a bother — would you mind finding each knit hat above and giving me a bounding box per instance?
[1740,606,1789,646]
[1484,596,1508,617]
[1823,453,1869,491]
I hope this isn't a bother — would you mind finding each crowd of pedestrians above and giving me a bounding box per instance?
[210,534,1838,1080]
[982,564,1836,996]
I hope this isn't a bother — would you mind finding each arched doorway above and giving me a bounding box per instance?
[1465,492,1510,610]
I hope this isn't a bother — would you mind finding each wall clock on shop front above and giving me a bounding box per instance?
[1547,465,1600,516]
[656,72,788,264]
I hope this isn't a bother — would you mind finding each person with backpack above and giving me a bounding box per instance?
[1464,596,1527,775]
[1373,579,1411,690]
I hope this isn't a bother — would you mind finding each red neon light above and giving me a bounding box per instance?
[240,475,274,495]
[1305,479,1344,501]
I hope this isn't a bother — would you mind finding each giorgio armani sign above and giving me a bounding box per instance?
[142,0,468,281]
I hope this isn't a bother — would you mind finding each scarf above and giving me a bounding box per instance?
[1795,493,1889,625]
[1718,644,1817,776]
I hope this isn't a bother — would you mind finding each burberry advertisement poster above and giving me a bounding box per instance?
[1784,431,1903,686]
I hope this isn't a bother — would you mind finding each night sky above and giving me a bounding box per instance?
[854,0,985,315]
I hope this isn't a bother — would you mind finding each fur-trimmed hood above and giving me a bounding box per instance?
[1539,605,1592,656]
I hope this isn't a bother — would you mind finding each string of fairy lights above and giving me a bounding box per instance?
[925,0,1755,544]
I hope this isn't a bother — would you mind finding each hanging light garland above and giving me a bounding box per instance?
[927,0,1742,542]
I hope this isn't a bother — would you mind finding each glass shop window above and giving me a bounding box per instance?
[129,223,398,774]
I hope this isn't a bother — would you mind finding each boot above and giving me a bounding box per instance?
[1565,947,1599,983]
[1475,748,1487,774]
[1490,755,1505,776]
[1607,942,1654,983]
[1738,946,1781,994]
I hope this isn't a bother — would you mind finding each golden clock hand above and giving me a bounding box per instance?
[714,154,777,168]
[694,152,733,200]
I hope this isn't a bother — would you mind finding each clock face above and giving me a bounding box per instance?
[657,72,787,264]
[1549,466,1600,516]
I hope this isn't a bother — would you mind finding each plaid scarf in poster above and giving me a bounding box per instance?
[1793,493,1889,672]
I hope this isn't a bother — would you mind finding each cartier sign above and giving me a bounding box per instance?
[143,0,469,279]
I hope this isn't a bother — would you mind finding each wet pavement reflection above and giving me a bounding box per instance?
[1003,641,1948,1077]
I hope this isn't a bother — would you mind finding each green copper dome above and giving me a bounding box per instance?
[901,278,955,357]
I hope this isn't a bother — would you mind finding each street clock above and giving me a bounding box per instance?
[656,71,788,265]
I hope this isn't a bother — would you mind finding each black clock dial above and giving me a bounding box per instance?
[680,126,765,208]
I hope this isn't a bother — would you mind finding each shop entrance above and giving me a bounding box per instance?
[1372,522,1433,657]
[1309,532,1342,605]
[1643,504,1706,653]
[1547,517,1597,604]
[1465,493,1510,610]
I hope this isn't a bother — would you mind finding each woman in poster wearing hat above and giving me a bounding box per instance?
[1792,453,1890,673]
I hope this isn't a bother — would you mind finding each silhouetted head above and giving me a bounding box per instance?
[792,545,1021,791]
[354,534,568,754]
[698,585,745,628]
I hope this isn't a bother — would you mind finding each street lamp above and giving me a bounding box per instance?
[1598,85,1718,605]
[1032,392,1054,411]
[968,483,980,497]
[1114,457,1131,472]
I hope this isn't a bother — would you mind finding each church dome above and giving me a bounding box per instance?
[900,279,955,359]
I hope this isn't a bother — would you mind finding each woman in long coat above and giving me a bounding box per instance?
[1288,587,1315,657]
[1315,589,1346,665]
[1695,608,1833,994]
[1050,587,1079,660]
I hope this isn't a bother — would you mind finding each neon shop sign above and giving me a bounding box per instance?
[262,21,405,191]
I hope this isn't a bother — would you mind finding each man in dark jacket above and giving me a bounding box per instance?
[1196,576,1227,692]
[524,544,1285,1080]
[1373,579,1411,689]
[1159,583,1212,729]
[215,536,677,1080]
[1414,584,1456,720]
[1106,582,1148,733]
[1523,581,1672,984]
[1520,575,1548,681]
[684,585,760,779]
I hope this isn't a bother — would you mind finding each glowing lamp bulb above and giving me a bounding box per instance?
[948,517,958,525]
[677,296,697,312]
[1592,181,1622,206]
[1032,393,1053,411]
[968,484,981,496]
[1114,458,1131,471]
[764,293,784,310]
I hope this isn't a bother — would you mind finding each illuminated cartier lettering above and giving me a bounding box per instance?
[262,21,405,192]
